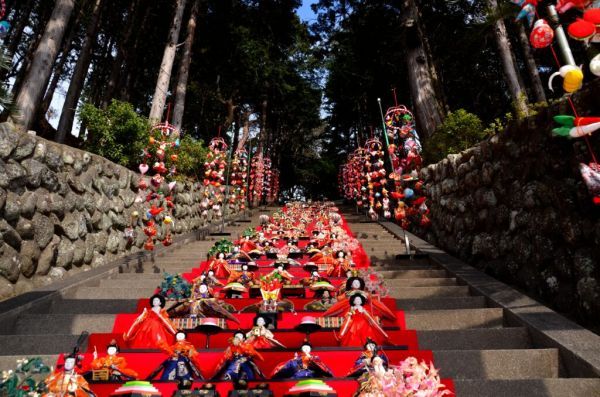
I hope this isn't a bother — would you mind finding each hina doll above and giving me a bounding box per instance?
[207,252,231,279]
[227,263,257,287]
[267,262,294,284]
[327,250,352,278]
[245,316,286,349]
[42,354,96,397]
[193,270,223,288]
[123,294,176,349]
[239,236,261,256]
[324,277,397,346]
[303,289,337,311]
[147,331,204,381]
[88,340,138,381]
[346,338,389,378]
[168,282,239,324]
[301,270,326,287]
[212,332,265,381]
[270,341,334,379]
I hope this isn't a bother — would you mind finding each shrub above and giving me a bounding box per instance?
[80,100,150,169]
[422,109,491,165]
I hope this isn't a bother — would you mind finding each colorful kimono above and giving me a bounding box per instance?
[245,325,286,349]
[89,354,138,381]
[207,257,231,279]
[270,352,334,379]
[346,349,389,378]
[123,308,176,349]
[147,340,204,381]
[42,370,96,397]
[327,257,352,278]
[212,341,265,381]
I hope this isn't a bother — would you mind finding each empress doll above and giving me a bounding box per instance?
[123,294,176,349]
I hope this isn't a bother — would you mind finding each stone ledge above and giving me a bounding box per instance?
[380,220,600,378]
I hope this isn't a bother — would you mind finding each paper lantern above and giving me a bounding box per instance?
[530,19,554,48]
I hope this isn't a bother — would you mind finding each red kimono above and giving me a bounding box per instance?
[207,257,231,279]
[123,308,176,349]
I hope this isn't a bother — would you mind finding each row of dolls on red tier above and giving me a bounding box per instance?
[206,244,354,281]
[124,275,397,351]
[64,332,389,389]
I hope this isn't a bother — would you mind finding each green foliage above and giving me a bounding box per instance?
[0,357,51,397]
[158,273,191,300]
[174,135,208,181]
[423,109,491,164]
[80,100,150,169]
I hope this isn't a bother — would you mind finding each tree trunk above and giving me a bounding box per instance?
[403,0,446,140]
[56,0,103,143]
[487,0,529,117]
[120,5,152,102]
[12,0,75,131]
[516,22,546,103]
[38,5,85,122]
[172,0,199,131]
[237,108,251,152]
[101,0,139,109]
[149,0,188,122]
[259,98,267,148]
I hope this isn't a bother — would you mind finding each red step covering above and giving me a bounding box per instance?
[134,297,399,315]
[112,310,406,334]
[87,330,420,352]
[53,207,455,396]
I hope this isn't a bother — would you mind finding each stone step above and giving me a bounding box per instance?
[405,308,504,330]
[386,277,457,287]
[387,285,470,299]
[395,296,487,310]
[109,273,164,279]
[0,334,87,355]
[46,299,139,314]
[69,287,158,300]
[418,327,531,350]
[434,349,559,379]
[453,379,600,397]
[9,314,116,335]
[98,279,165,289]
[378,269,448,278]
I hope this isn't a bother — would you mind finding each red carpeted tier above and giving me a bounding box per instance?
[56,205,454,396]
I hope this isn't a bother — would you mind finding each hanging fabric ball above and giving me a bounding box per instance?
[530,19,554,48]
[403,188,414,199]
[568,18,596,41]
[590,53,600,76]
[0,21,10,38]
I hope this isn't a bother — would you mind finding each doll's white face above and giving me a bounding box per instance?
[242,265,248,271]
[199,284,208,294]
[312,271,319,277]
[152,297,162,307]
[107,346,118,356]
[346,271,352,278]
[278,265,284,271]
[338,251,344,258]
[366,343,376,352]
[322,291,330,299]
[176,332,185,341]
[353,296,363,306]
[351,280,361,289]
[301,345,311,354]
[256,317,265,327]
[218,253,225,259]
[233,334,244,345]
[64,357,76,371]
[208,271,215,277]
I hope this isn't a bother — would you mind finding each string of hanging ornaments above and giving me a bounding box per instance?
[269,169,281,204]
[134,121,180,250]
[249,151,265,207]
[201,137,228,219]
[0,0,10,38]
[364,138,386,220]
[263,157,273,204]
[511,0,600,204]
[384,105,430,228]
[228,148,248,211]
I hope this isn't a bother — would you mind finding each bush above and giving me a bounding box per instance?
[422,109,491,165]
[80,100,150,169]
[175,134,208,181]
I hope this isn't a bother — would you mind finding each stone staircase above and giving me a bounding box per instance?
[0,207,599,396]
[343,211,600,397]
[0,214,255,371]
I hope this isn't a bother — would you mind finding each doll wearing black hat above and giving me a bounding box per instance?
[346,337,389,377]
[270,340,334,379]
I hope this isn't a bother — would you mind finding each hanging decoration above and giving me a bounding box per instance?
[249,150,265,206]
[202,137,228,219]
[530,19,555,48]
[556,0,593,13]
[0,0,10,39]
[364,138,385,220]
[590,53,600,76]
[136,121,180,250]
[229,148,248,211]
[510,0,538,27]
[269,169,280,204]
[263,156,273,204]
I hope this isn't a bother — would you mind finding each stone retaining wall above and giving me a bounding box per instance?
[0,122,240,299]
[418,82,600,326]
